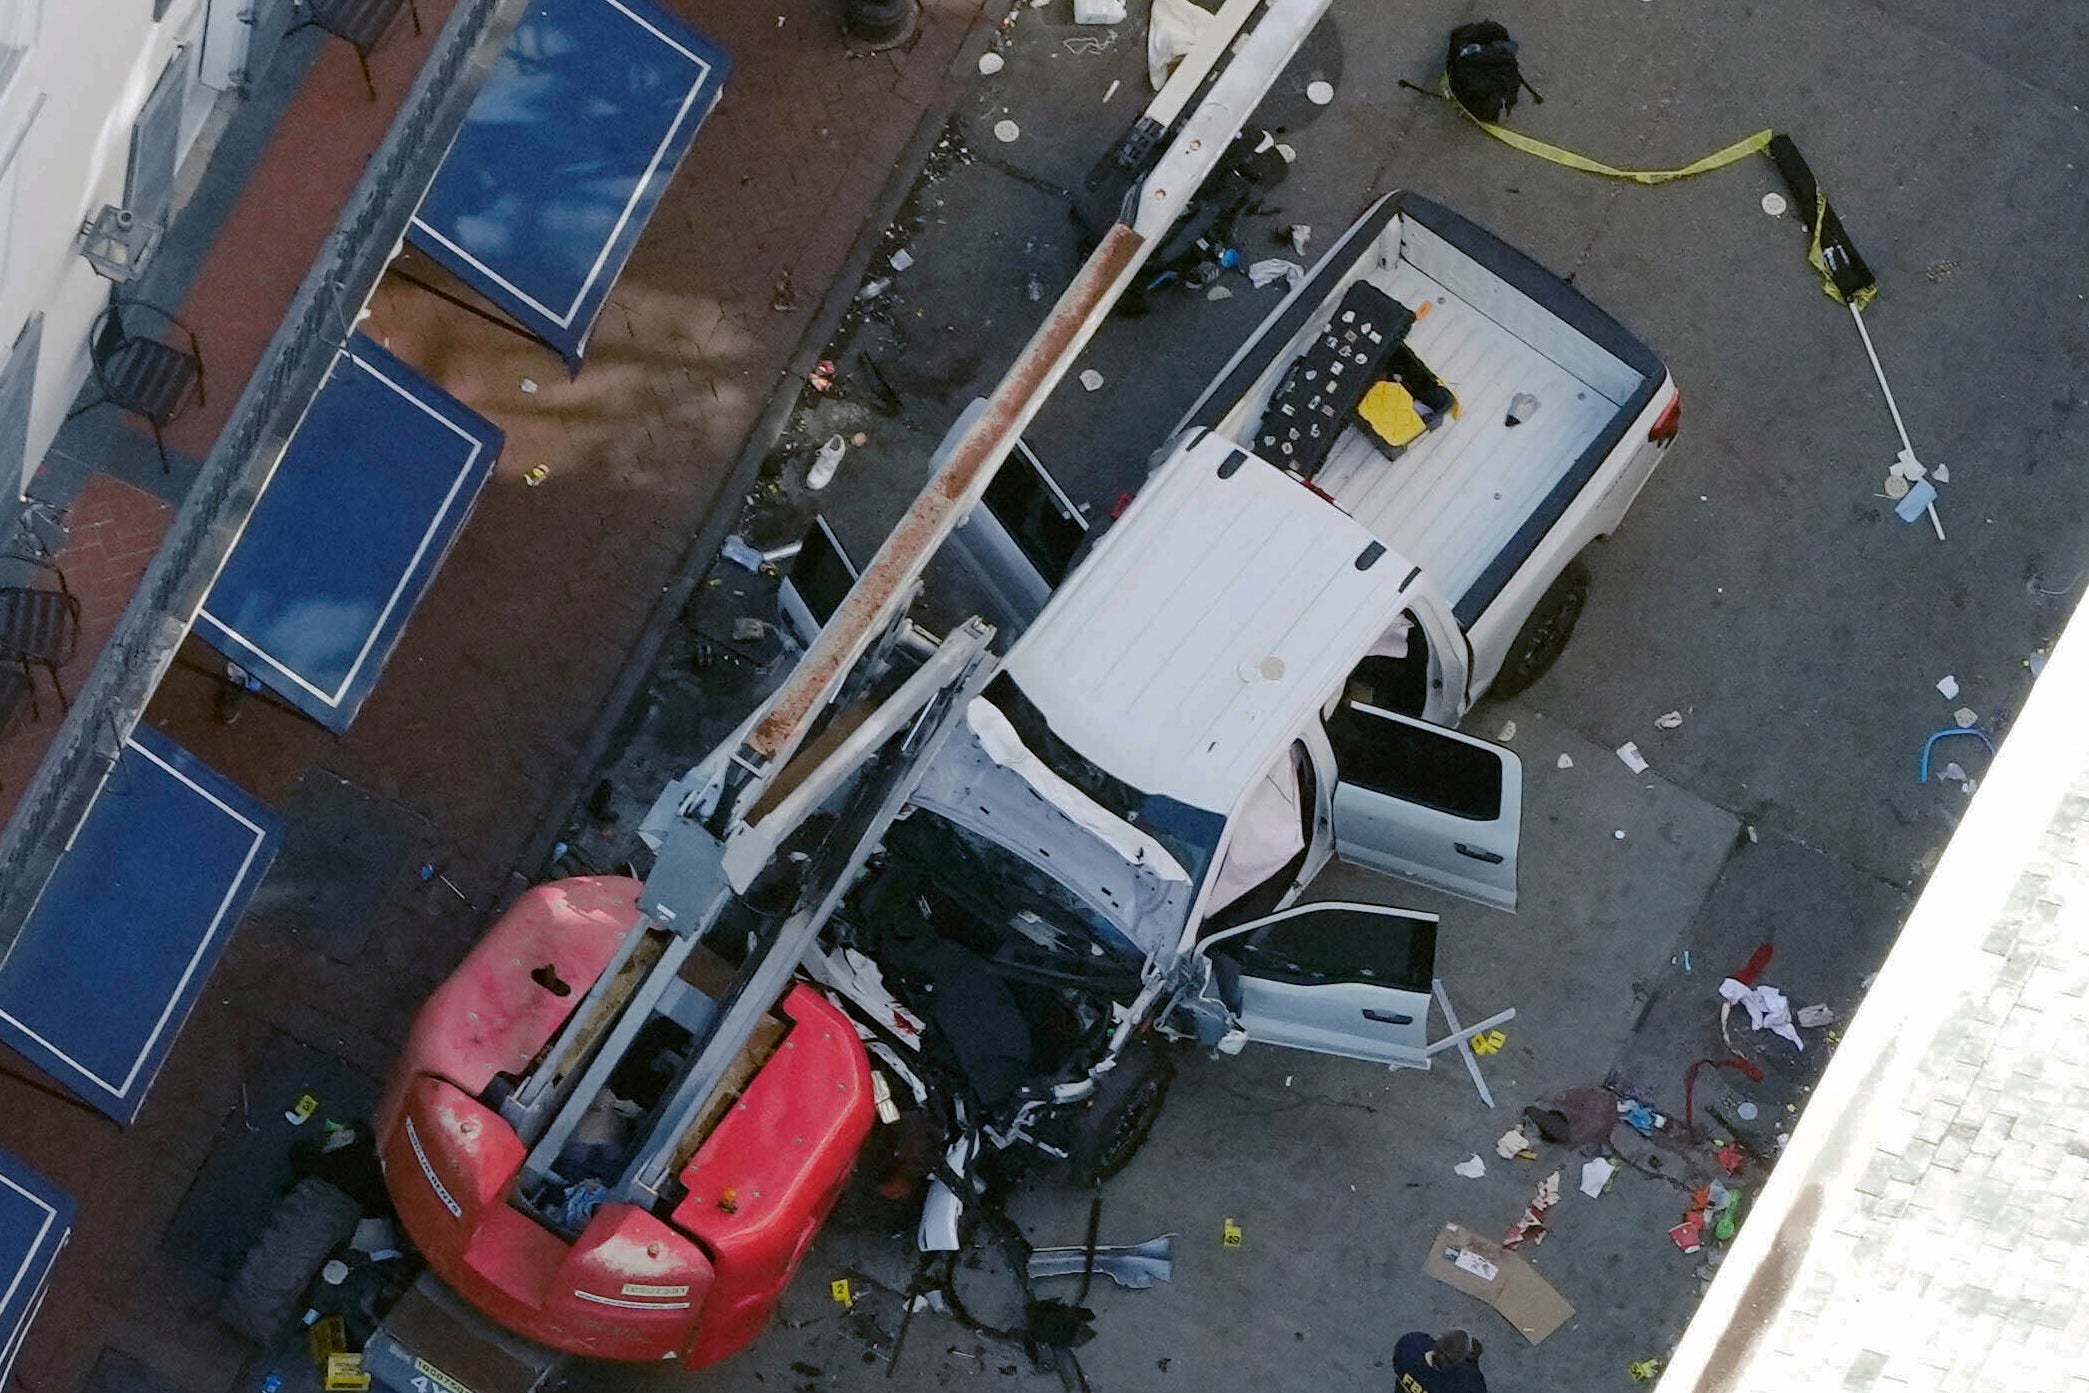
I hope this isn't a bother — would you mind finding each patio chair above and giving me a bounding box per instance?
[290,0,423,102]
[65,300,205,474]
[0,561,81,717]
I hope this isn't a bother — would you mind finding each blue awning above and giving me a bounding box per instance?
[407,0,728,370]
[0,1148,69,1386]
[194,335,502,733]
[0,726,280,1125]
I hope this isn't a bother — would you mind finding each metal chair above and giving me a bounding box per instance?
[65,300,205,474]
[290,0,423,102]
[0,560,81,717]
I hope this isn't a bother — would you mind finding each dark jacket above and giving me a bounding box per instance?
[1393,1332,1488,1393]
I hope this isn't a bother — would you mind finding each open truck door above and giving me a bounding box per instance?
[1321,700,1522,911]
[1202,902,1438,1065]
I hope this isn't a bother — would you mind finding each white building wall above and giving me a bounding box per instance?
[0,0,233,497]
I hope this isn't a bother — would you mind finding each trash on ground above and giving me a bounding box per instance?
[1614,829,1627,839]
[1619,1101,1663,1137]
[1422,1222,1575,1344]
[720,534,765,571]
[1283,223,1311,254]
[1498,719,1517,742]
[520,377,538,394]
[1630,1357,1664,1381]
[890,248,915,272]
[1028,1234,1174,1289]
[1715,1142,1745,1174]
[993,119,1021,143]
[1953,706,1978,728]
[850,431,868,446]
[1616,741,1648,773]
[1556,753,1573,769]
[1496,1128,1534,1160]
[1579,1157,1617,1198]
[1654,710,1684,730]
[1247,257,1305,289]
[1718,978,1803,1050]
[1936,674,1959,699]
[1504,391,1540,426]
[1079,369,1105,391]
[1795,1003,1835,1028]
[522,465,549,488]
[1523,1088,1615,1148]
[1206,285,1233,301]
[1454,1154,1488,1179]
[1892,478,1937,524]
[808,359,836,391]
[808,434,846,491]
[1103,78,1120,103]
[1147,0,1209,89]
[1919,727,1993,783]
[1073,0,1125,22]
[1759,191,1786,217]
[1306,79,1335,105]
[1501,1170,1560,1249]
[1941,761,1966,783]
[977,51,1004,75]
[856,277,892,301]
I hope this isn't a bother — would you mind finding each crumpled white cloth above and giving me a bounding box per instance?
[1248,258,1306,290]
[1719,977,1804,1050]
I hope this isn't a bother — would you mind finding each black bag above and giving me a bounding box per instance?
[1446,20,1525,121]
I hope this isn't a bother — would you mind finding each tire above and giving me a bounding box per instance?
[1488,558,1591,700]
[219,1177,362,1342]
[1064,1040,1176,1188]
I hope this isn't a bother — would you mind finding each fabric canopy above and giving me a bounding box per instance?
[407,0,728,369]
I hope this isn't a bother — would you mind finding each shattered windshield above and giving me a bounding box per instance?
[982,673,1225,885]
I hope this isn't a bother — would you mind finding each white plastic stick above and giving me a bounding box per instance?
[1850,303,1943,540]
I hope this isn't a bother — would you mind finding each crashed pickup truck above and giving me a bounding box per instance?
[948,190,1681,722]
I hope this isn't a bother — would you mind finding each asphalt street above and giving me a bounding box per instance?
[569,1,2089,1388]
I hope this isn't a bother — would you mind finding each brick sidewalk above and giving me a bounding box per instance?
[2,4,990,1393]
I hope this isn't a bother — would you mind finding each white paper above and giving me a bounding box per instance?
[1449,1247,1500,1282]
[1616,741,1648,774]
[1453,1155,1487,1179]
[1936,675,1959,700]
[1580,1157,1616,1197]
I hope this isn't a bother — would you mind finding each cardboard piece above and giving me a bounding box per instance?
[1421,1222,1575,1344]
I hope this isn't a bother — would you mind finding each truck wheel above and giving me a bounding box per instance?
[219,1177,363,1342]
[1489,558,1591,699]
[1064,1041,1175,1188]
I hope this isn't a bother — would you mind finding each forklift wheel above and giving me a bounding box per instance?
[220,1177,363,1342]
[1064,1040,1176,1189]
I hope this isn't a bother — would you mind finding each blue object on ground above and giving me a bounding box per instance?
[1893,479,1938,523]
[1919,727,1995,783]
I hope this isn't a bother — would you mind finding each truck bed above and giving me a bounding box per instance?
[1185,194,1663,627]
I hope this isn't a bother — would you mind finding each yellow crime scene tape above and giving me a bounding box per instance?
[1438,76,1772,185]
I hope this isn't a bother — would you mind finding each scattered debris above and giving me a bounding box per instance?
[1502,1171,1560,1249]
[1247,257,1305,289]
[1941,761,1967,783]
[992,118,1021,143]
[808,358,836,391]
[807,434,846,490]
[1619,1101,1663,1137]
[1306,79,1335,105]
[1935,674,1959,700]
[1953,706,1978,728]
[856,276,892,301]
[720,534,765,572]
[1718,978,1803,1050]
[1206,285,1233,301]
[1925,258,1958,283]
[1498,719,1517,742]
[1795,1003,1835,1028]
[1496,1128,1534,1160]
[1028,1234,1174,1289]
[1079,368,1105,391]
[1654,710,1684,730]
[1919,727,1993,782]
[1026,272,1044,302]
[1892,477,1941,533]
[977,51,1004,75]
[1073,0,1126,22]
[1522,1087,1615,1148]
[1614,829,1627,840]
[1283,223,1312,255]
[1104,78,1120,102]
[1504,391,1540,426]
[1423,1223,1575,1344]
[523,465,549,488]
[850,431,868,447]
[1630,1358,1664,1381]
[1579,1157,1617,1198]
[890,248,915,272]
[1759,191,1786,217]
[1616,741,1648,774]
[1147,0,1210,90]
[1454,1154,1488,1179]
[1556,753,1574,769]
[519,377,538,394]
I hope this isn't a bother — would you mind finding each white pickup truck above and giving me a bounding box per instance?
[943,190,1680,722]
[638,190,1683,1201]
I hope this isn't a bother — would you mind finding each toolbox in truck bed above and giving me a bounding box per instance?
[1253,282,1415,479]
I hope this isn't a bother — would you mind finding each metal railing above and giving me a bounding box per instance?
[0,0,525,954]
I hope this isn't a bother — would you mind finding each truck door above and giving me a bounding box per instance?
[1202,902,1437,1065]
[1320,699,1522,911]
[934,399,1089,636]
